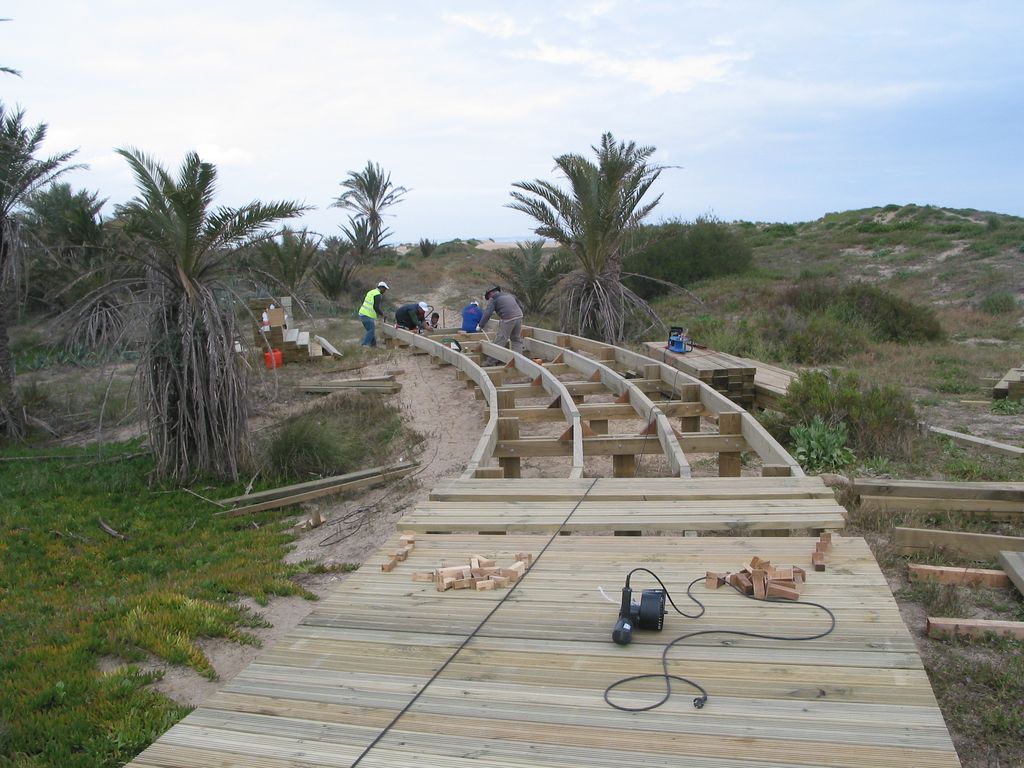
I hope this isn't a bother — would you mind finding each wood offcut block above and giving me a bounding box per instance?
[706,571,726,589]
[411,572,435,582]
[476,579,496,591]
[394,549,409,562]
[752,569,767,599]
[381,557,398,573]
[767,582,800,601]
[812,552,826,571]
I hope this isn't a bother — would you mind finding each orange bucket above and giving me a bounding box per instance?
[264,349,283,369]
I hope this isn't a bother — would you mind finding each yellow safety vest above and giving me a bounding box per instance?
[359,288,382,318]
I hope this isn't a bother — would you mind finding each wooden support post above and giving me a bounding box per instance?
[762,464,793,477]
[643,363,661,382]
[718,411,742,478]
[496,388,516,412]
[613,453,636,478]
[497,416,521,479]
[589,419,609,435]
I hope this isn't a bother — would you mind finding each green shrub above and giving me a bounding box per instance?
[979,291,1017,315]
[780,369,917,459]
[790,417,855,473]
[991,398,1024,415]
[780,280,944,343]
[625,216,752,300]
[266,393,407,481]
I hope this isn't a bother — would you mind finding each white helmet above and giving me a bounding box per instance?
[418,301,429,311]
[377,281,389,289]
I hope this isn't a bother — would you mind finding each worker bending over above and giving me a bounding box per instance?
[480,286,524,354]
[395,301,431,333]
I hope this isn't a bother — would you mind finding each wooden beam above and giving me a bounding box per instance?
[216,463,417,517]
[218,461,416,506]
[926,616,1024,641]
[998,551,1024,597]
[908,564,1010,588]
[854,478,1024,502]
[894,527,1024,559]
[928,425,1024,457]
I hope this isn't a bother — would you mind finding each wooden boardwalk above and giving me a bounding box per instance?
[127,534,961,767]
[123,336,962,767]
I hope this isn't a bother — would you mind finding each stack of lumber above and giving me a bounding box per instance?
[732,355,799,410]
[642,341,755,409]
[992,366,1024,400]
[299,375,401,394]
[248,297,328,363]
[855,478,1024,518]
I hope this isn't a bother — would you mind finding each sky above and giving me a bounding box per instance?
[4,1,1023,243]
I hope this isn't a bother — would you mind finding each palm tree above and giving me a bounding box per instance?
[115,147,307,482]
[493,239,569,315]
[340,215,374,263]
[331,161,407,255]
[247,226,322,299]
[418,238,437,258]
[312,237,357,301]
[0,103,78,438]
[508,132,664,343]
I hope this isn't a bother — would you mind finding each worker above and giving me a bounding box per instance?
[479,286,524,354]
[461,300,483,332]
[358,281,389,347]
[395,301,430,333]
[427,311,441,330]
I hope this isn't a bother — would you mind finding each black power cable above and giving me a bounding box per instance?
[604,568,837,712]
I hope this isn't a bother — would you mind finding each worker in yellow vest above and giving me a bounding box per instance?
[358,281,389,347]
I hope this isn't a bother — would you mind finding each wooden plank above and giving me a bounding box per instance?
[928,425,1024,457]
[219,461,416,506]
[927,616,1024,640]
[908,564,1010,588]
[997,550,1024,596]
[854,478,1024,502]
[494,434,745,458]
[860,495,1024,517]
[216,464,417,517]
[894,526,1024,560]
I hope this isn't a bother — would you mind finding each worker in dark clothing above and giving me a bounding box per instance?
[395,301,430,333]
[358,281,389,347]
[479,286,524,354]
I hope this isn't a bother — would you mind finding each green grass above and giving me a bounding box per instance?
[0,443,327,768]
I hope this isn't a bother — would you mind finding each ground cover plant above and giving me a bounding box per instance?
[0,444,327,767]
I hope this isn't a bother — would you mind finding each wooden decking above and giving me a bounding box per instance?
[401,477,847,534]
[127,534,961,768]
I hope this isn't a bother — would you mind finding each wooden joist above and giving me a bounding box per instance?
[494,434,746,458]
[854,478,1024,502]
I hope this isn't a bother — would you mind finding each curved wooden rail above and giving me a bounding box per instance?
[478,342,585,479]
[379,324,500,480]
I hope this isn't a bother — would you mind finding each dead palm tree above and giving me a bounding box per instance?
[0,103,78,438]
[508,132,664,343]
[115,147,307,481]
[331,161,407,255]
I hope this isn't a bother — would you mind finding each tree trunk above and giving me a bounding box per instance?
[0,274,24,440]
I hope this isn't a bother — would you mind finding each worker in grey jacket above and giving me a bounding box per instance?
[479,286,524,355]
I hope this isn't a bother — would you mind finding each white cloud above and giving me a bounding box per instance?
[561,1,616,26]
[517,42,751,94]
[196,144,254,166]
[443,11,530,38]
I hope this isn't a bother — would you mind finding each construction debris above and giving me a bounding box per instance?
[382,548,535,592]
[707,555,809,601]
